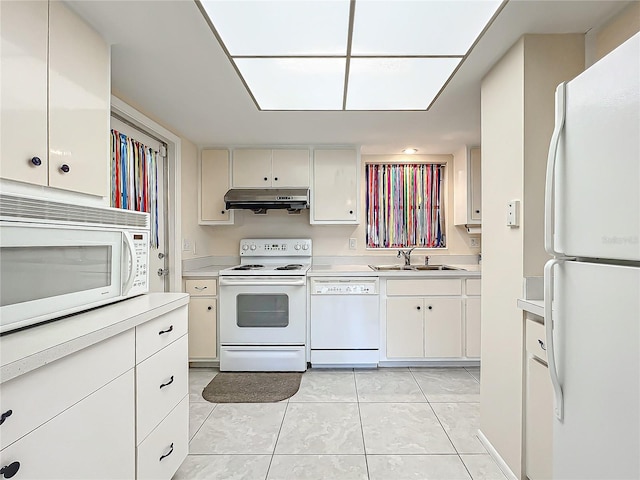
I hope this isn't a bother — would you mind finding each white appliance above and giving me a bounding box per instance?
[0,193,150,333]
[544,33,639,480]
[310,278,379,367]
[218,238,311,372]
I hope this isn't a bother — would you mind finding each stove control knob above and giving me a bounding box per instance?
[242,244,249,251]
[294,244,301,250]
[302,244,309,250]
[250,244,257,251]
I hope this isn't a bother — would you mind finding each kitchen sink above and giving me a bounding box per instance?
[368,264,464,271]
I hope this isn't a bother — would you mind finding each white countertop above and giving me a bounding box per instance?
[308,264,481,277]
[1,292,189,383]
[517,298,544,318]
[182,265,224,277]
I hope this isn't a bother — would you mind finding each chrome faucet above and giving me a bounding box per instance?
[397,248,416,266]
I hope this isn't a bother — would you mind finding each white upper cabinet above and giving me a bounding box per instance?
[454,146,482,225]
[200,149,234,225]
[0,0,49,187]
[0,0,110,197]
[232,148,309,188]
[48,0,110,197]
[311,148,359,224]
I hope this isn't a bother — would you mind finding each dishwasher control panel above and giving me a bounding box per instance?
[312,280,378,295]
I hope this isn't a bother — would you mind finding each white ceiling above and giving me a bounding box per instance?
[67,0,631,154]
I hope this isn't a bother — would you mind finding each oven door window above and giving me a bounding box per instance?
[236,294,289,328]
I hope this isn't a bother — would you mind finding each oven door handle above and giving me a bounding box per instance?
[219,276,306,286]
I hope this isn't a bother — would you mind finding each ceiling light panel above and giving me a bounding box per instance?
[234,58,346,110]
[346,57,460,110]
[351,0,503,55]
[200,0,351,56]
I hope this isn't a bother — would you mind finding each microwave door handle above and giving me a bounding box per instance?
[122,232,137,295]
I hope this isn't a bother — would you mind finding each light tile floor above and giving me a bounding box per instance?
[174,366,507,480]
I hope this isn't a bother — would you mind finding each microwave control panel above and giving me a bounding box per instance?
[130,231,149,293]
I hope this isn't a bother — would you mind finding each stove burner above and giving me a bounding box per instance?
[275,264,303,271]
[232,264,265,270]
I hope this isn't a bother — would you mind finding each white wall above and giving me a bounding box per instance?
[480,34,584,478]
[181,152,479,258]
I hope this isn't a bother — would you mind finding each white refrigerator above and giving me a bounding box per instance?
[544,32,639,479]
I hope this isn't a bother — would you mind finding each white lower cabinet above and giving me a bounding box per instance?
[0,302,189,480]
[383,277,479,361]
[137,396,189,480]
[185,278,218,361]
[0,370,135,479]
[525,316,553,480]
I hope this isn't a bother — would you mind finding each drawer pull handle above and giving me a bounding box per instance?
[158,325,174,335]
[0,462,20,478]
[159,443,174,462]
[159,376,174,389]
[538,339,546,351]
[0,409,12,425]
[194,286,208,291]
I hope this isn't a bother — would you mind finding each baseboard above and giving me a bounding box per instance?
[477,429,518,480]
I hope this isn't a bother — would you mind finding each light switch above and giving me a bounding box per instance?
[507,200,520,227]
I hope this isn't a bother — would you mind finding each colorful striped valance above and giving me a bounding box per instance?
[366,163,446,249]
[110,130,159,248]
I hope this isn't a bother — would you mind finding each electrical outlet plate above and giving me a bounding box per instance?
[470,237,480,247]
[349,238,357,250]
[182,238,193,252]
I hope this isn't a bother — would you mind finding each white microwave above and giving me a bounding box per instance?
[0,193,150,334]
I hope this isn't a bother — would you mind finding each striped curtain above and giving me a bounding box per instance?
[366,163,446,248]
[110,130,159,248]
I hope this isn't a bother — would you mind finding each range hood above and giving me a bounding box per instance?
[224,188,310,214]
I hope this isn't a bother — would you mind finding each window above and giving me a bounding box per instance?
[365,163,446,248]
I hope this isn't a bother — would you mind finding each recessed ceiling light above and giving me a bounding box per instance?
[402,148,418,154]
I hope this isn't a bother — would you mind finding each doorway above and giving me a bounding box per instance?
[110,96,182,292]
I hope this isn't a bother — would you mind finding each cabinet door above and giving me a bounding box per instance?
[386,297,424,358]
[526,357,553,480]
[48,1,110,197]
[188,297,217,359]
[312,149,359,223]
[424,297,462,358]
[0,371,135,480]
[232,149,272,187]
[466,297,481,358]
[200,149,233,224]
[272,149,309,187]
[470,147,482,221]
[0,0,48,186]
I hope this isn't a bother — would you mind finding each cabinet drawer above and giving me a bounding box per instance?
[136,306,188,363]
[137,395,189,480]
[185,279,217,296]
[387,279,462,296]
[0,370,135,480]
[526,317,548,363]
[136,335,188,444]
[466,278,481,296]
[0,330,134,450]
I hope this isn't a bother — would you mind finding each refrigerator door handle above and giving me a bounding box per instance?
[544,82,566,257]
[544,258,568,421]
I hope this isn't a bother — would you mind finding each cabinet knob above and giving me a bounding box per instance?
[349,210,353,215]
[30,156,42,166]
[221,210,225,214]
[0,409,13,425]
[59,164,70,173]
[207,306,212,311]
[0,462,20,479]
[159,376,174,389]
[263,177,268,181]
[416,306,421,310]
[475,210,480,214]
[428,305,433,310]
[274,177,278,181]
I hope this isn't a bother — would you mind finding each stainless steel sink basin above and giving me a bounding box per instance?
[368,264,464,272]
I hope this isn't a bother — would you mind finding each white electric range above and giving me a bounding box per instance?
[218,238,312,372]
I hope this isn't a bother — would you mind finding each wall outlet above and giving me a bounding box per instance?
[182,238,193,252]
[470,237,480,248]
[349,238,357,250]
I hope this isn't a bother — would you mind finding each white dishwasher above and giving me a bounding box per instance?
[310,278,379,368]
